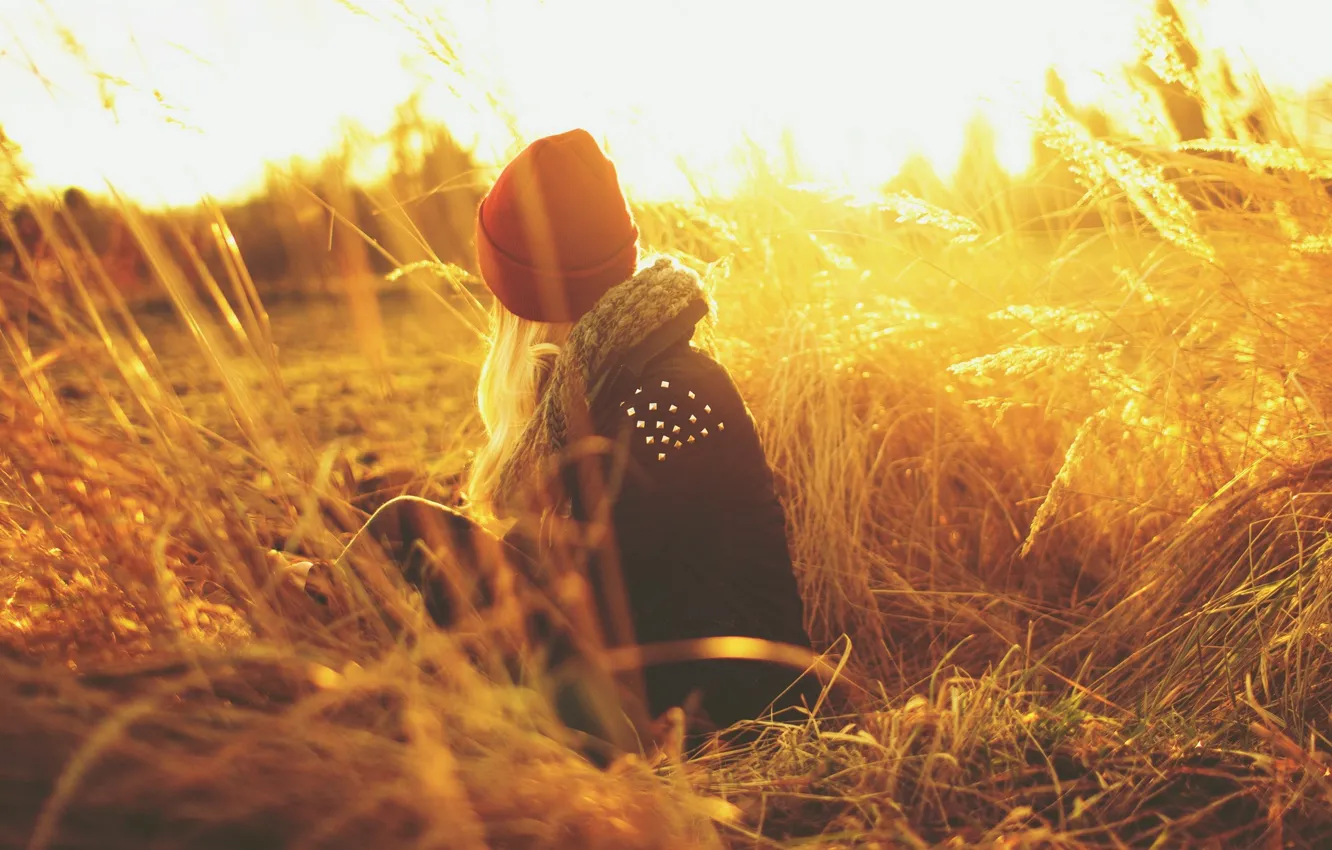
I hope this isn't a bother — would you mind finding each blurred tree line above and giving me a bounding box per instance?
[203,96,482,295]
[1,96,482,313]
[0,0,1310,314]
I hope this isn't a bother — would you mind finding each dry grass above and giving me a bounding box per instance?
[7,8,1332,848]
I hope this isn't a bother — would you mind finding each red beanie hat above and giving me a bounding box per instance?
[475,129,640,323]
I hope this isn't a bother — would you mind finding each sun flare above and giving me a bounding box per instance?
[2,0,1332,207]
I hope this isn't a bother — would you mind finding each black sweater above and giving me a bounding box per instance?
[564,330,818,732]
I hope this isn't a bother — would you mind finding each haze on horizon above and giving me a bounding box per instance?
[2,0,1332,208]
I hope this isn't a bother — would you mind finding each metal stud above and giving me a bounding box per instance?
[688,391,696,399]
[649,402,657,411]
[674,440,683,448]
[689,414,697,424]
[687,435,695,443]
[656,421,665,430]
[701,428,709,437]
[704,404,711,414]
[637,420,645,429]
[657,452,667,462]
[668,404,678,413]
[635,387,642,395]
[647,436,655,444]
[627,407,635,416]
[661,380,670,388]
[672,425,681,434]
[718,422,725,431]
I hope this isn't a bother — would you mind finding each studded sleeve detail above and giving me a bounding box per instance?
[618,379,728,464]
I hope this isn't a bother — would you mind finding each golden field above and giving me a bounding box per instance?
[5,8,1332,848]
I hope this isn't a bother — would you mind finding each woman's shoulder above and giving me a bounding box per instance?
[599,343,757,467]
[610,341,746,413]
[646,342,742,399]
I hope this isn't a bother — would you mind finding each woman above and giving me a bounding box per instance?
[469,128,820,735]
[358,129,820,753]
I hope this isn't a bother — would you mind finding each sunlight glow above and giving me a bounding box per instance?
[2,0,1331,207]
[426,0,1150,197]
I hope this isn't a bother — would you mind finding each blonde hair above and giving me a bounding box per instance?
[466,302,572,520]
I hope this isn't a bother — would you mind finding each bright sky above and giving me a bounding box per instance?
[2,0,1332,207]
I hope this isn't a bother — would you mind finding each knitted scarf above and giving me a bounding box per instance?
[493,254,712,515]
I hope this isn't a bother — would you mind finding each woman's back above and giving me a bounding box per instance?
[590,337,817,730]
